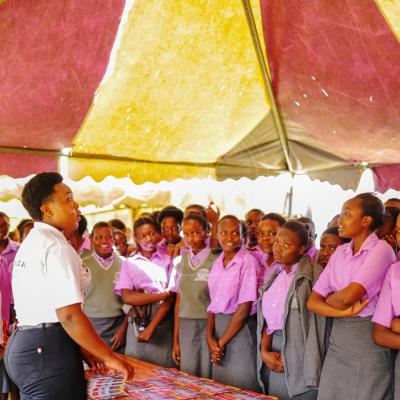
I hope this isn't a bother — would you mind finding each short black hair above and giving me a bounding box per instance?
[218,215,243,235]
[108,218,126,233]
[158,206,184,225]
[384,206,400,229]
[0,212,10,223]
[133,216,161,234]
[182,213,209,231]
[184,204,207,218]
[321,227,350,243]
[17,219,34,238]
[77,215,88,236]
[353,193,385,231]
[245,209,264,218]
[262,213,287,226]
[297,217,316,236]
[91,221,112,236]
[21,172,63,221]
[282,221,309,248]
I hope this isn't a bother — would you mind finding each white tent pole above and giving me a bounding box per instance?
[241,0,294,174]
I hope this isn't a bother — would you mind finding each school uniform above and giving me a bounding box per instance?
[171,245,217,378]
[0,239,19,322]
[5,222,88,400]
[257,257,325,400]
[83,252,125,353]
[115,253,175,367]
[313,233,396,400]
[257,254,280,288]
[305,246,318,261]
[207,247,260,392]
[373,262,400,399]
[145,244,174,280]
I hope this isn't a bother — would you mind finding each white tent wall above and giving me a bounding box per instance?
[2,170,400,238]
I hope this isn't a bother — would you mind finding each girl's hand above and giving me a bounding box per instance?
[340,299,369,318]
[206,202,220,225]
[110,324,127,351]
[172,341,181,366]
[207,336,224,365]
[261,351,284,373]
[391,318,400,333]
[137,326,154,343]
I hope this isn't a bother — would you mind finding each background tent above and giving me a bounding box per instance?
[0,0,399,191]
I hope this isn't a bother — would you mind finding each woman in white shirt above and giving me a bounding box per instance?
[4,172,134,400]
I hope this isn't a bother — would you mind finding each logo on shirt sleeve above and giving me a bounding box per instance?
[14,260,26,270]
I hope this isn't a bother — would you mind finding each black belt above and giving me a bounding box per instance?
[18,322,61,331]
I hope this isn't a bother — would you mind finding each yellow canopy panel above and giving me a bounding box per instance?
[72,0,270,174]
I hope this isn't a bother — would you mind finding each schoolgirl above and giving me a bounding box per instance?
[115,216,175,367]
[307,193,396,400]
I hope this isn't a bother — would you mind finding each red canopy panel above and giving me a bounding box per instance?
[0,152,58,178]
[260,0,400,164]
[0,0,124,151]
[373,165,400,193]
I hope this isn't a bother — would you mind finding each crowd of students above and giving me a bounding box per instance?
[2,190,400,399]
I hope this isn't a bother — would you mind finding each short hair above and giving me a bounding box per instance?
[245,209,264,218]
[297,217,316,235]
[386,198,400,203]
[185,204,207,218]
[218,215,242,234]
[262,213,287,226]
[108,218,126,232]
[21,172,63,221]
[133,216,161,234]
[91,221,112,236]
[321,227,350,243]
[281,221,309,248]
[77,215,88,236]
[17,219,34,238]
[113,229,127,241]
[353,193,385,231]
[158,206,184,225]
[384,206,400,228]
[0,212,10,223]
[182,213,209,231]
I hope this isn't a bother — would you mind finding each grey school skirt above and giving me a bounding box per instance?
[90,315,126,353]
[179,318,211,378]
[317,316,395,400]
[395,352,400,400]
[212,313,261,392]
[262,331,317,400]
[125,304,174,368]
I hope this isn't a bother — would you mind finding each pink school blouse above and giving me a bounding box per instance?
[372,262,400,327]
[207,247,258,315]
[262,263,298,334]
[313,233,395,317]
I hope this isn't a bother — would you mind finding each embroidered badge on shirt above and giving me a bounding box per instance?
[194,268,210,282]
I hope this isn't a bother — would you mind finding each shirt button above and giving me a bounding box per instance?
[272,304,276,308]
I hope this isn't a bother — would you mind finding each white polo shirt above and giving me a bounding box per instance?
[12,222,83,326]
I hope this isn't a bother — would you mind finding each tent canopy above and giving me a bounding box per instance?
[0,0,399,191]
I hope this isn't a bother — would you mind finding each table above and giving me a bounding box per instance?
[87,355,279,399]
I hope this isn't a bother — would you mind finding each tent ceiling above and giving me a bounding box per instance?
[0,0,399,191]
